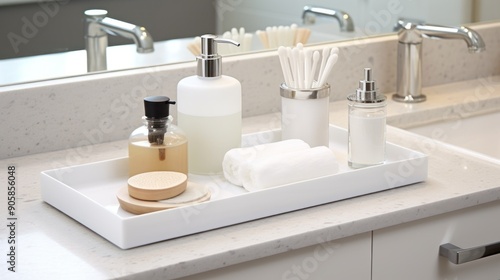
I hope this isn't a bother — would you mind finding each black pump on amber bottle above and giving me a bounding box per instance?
[143,96,176,145]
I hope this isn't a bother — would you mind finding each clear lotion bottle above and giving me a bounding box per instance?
[348,68,387,168]
[177,34,242,174]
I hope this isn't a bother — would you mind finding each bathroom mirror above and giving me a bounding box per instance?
[0,0,498,86]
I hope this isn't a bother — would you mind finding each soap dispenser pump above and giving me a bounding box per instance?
[347,68,387,168]
[177,34,242,174]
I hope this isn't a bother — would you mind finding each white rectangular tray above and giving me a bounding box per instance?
[41,125,427,249]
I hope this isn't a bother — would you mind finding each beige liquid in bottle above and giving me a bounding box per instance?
[128,135,188,177]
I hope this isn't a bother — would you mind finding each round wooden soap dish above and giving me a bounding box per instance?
[117,182,211,215]
[127,171,188,201]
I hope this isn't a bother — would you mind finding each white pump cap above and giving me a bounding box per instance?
[197,34,240,78]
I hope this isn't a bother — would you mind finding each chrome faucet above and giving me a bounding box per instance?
[393,19,485,103]
[84,9,154,72]
[302,6,354,32]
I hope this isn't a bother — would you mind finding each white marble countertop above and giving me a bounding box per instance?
[2,76,500,279]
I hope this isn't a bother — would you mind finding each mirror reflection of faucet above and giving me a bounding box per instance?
[393,19,485,103]
[302,5,355,32]
[84,9,154,72]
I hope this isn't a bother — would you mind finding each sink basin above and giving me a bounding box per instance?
[407,111,500,162]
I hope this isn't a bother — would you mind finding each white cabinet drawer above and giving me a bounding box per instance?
[179,232,371,280]
[373,201,500,280]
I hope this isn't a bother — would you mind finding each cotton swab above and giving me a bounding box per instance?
[300,50,306,88]
[317,47,330,85]
[231,28,238,41]
[292,47,303,88]
[290,24,298,46]
[286,47,296,87]
[239,27,245,43]
[285,26,293,46]
[266,27,276,49]
[304,49,312,89]
[187,36,202,55]
[330,47,339,56]
[309,50,320,89]
[294,28,311,45]
[257,23,311,49]
[256,30,268,49]
[317,53,338,88]
[278,44,339,89]
[278,46,293,86]
[301,28,311,44]
[277,26,285,46]
[243,33,253,52]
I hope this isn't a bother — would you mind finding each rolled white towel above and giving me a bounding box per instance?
[223,139,310,186]
[240,146,339,191]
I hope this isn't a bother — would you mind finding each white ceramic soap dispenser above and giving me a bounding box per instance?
[177,34,242,174]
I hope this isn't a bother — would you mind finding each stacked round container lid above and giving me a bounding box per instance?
[116,171,211,214]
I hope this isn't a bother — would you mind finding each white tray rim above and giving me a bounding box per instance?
[40,125,428,249]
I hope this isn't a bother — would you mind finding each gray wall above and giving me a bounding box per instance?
[0,0,216,59]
